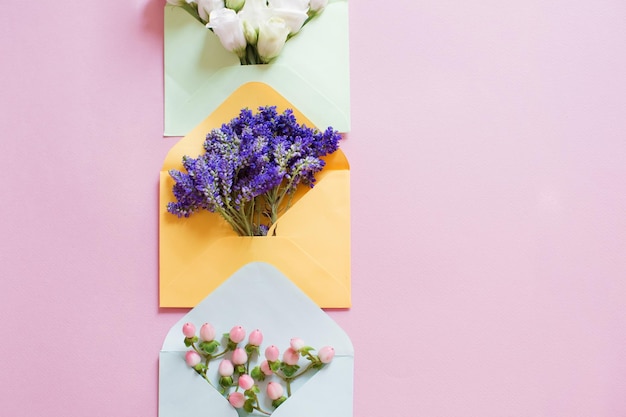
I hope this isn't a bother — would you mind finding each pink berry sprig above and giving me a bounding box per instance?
[249,338,336,398]
[181,322,232,387]
[181,323,334,415]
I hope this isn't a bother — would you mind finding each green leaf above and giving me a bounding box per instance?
[183,336,197,347]
[270,361,281,372]
[250,366,263,380]
[280,364,300,377]
[272,396,287,408]
[199,340,220,354]
[245,344,258,355]
[194,363,207,372]
[243,399,254,413]
[300,346,315,355]
[219,376,233,388]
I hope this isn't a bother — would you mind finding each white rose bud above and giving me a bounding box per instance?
[269,0,308,10]
[309,0,328,14]
[238,0,272,31]
[271,8,308,34]
[242,19,258,45]
[198,0,225,23]
[268,0,309,34]
[207,8,247,58]
[257,16,290,63]
[225,0,245,12]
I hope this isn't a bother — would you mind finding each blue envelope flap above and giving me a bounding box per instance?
[159,262,354,417]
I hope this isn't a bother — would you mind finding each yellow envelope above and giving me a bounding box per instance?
[159,82,350,308]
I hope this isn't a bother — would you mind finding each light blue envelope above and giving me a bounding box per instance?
[159,262,354,417]
[164,0,350,136]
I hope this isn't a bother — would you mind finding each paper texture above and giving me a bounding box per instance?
[159,262,354,417]
[159,82,351,308]
[164,0,350,136]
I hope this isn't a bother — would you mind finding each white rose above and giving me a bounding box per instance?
[207,8,247,57]
[198,0,225,22]
[257,16,290,63]
[309,0,328,14]
[225,0,245,12]
[268,0,309,34]
[269,0,309,10]
[238,0,272,45]
[242,19,258,45]
[238,0,272,30]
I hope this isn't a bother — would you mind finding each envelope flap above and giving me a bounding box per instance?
[161,236,350,308]
[164,0,350,136]
[162,82,320,171]
[160,263,353,416]
[159,351,238,417]
[272,358,354,417]
[161,262,353,353]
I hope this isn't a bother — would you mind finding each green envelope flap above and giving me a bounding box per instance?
[164,0,350,136]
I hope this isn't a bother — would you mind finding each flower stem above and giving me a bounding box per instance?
[254,405,272,415]
[276,361,319,397]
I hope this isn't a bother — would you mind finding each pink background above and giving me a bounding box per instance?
[1,1,625,416]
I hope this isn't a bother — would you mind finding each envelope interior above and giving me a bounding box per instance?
[159,262,354,417]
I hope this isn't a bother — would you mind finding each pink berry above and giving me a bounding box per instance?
[228,392,245,408]
[199,323,215,341]
[248,329,263,346]
[182,322,196,338]
[185,351,201,367]
[318,346,335,364]
[290,337,305,351]
[264,345,279,362]
[282,347,299,366]
[260,360,273,376]
[238,374,254,390]
[218,359,234,377]
[229,325,246,344]
[231,347,248,365]
[266,382,284,400]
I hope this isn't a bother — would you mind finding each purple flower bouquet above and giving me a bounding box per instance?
[167,106,341,236]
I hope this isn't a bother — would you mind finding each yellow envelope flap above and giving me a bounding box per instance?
[159,82,350,308]
[162,82,349,171]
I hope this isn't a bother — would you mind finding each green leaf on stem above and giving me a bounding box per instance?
[194,363,207,372]
[250,366,264,381]
[272,396,287,408]
[300,346,315,355]
[183,336,198,347]
[219,376,233,388]
[243,399,254,413]
[280,364,300,378]
[199,340,220,354]
[245,344,258,355]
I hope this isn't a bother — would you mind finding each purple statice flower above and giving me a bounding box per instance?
[167,106,342,236]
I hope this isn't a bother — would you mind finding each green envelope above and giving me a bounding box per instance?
[164,0,350,137]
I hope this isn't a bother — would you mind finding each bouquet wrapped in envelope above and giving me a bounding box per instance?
[159,82,351,308]
[164,0,350,136]
[159,262,354,417]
